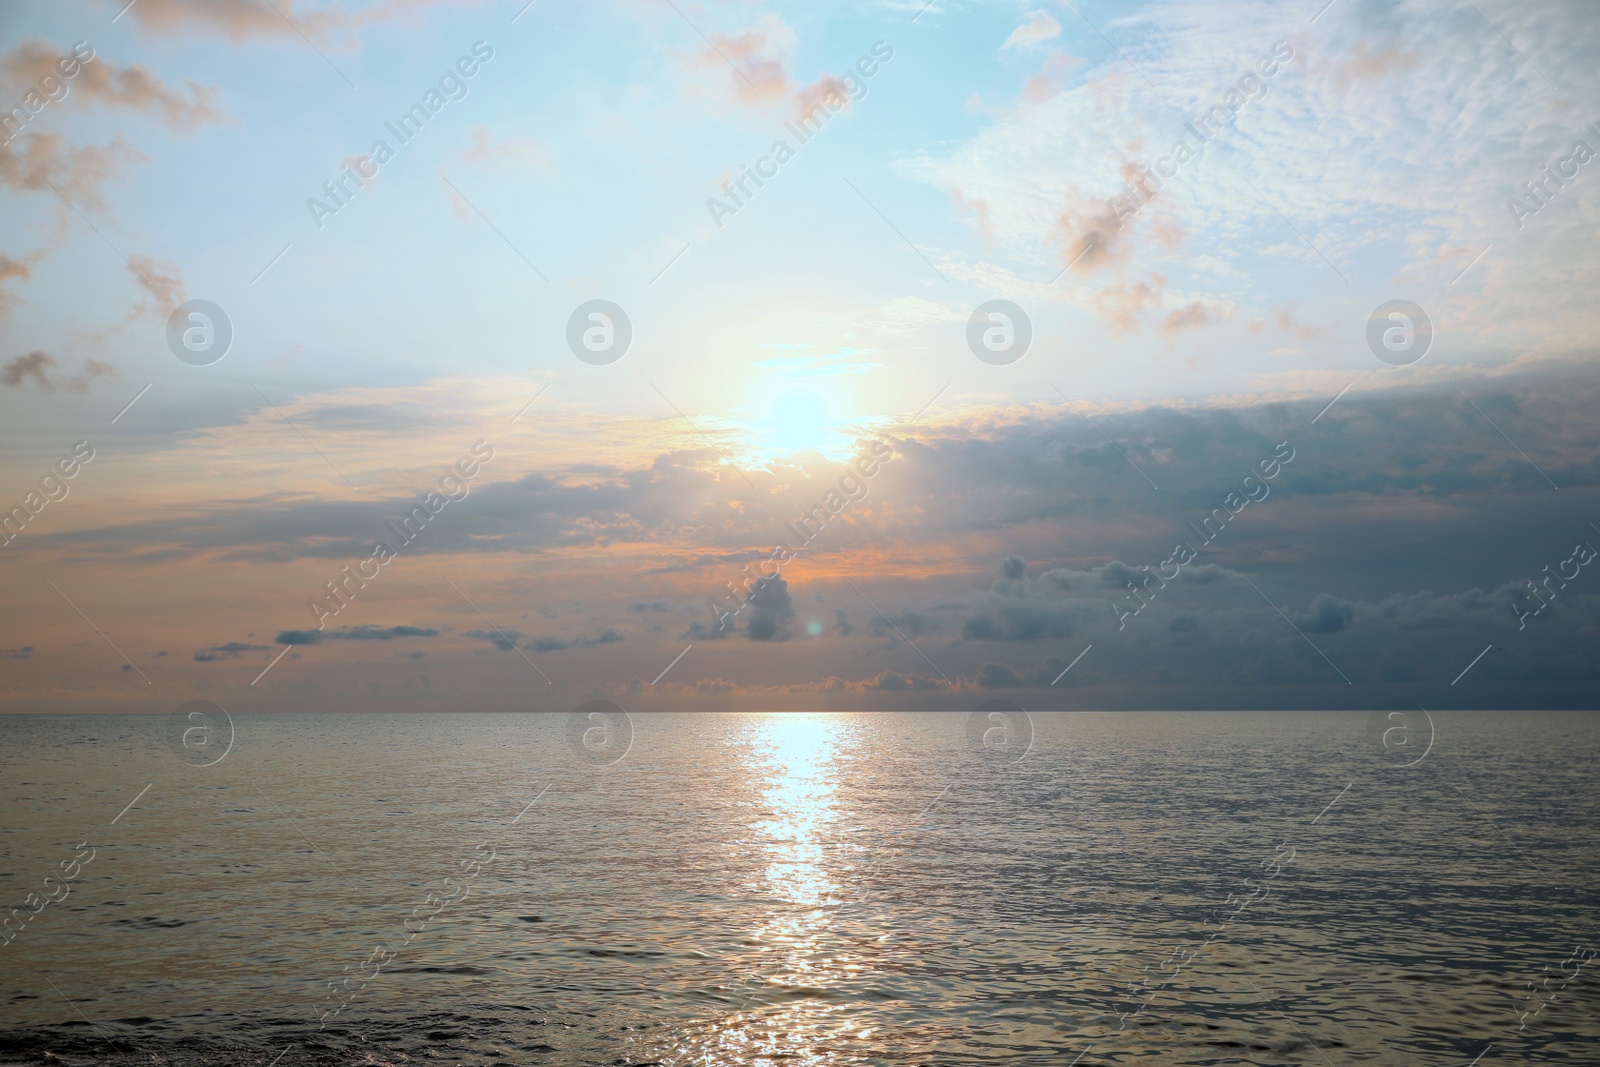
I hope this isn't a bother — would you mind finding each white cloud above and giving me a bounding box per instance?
[899,0,1600,359]
[1002,9,1062,50]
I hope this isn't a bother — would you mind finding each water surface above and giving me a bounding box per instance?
[1,711,1596,1065]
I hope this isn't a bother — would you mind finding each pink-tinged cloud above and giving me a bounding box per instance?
[1275,301,1324,340]
[108,0,464,44]
[0,132,143,209]
[1002,10,1062,50]
[951,188,994,241]
[0,252,36,319]
[460,126,545,169]
[1332,42,1421,87]
[792,74,853,124]
[127,255,184,318]
[1159,299,1232,337]
[340,154,376,187]
[1022,49,1082,102]
[2,41,223,128]
[697,23,794,107]
[1091,274,1166,336]
[1055,159,1186,282]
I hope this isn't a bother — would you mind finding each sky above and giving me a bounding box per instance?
[0,0,1597,713]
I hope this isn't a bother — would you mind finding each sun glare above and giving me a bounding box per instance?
[739,389,857,467]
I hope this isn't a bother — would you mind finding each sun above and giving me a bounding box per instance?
[743,388,855,466]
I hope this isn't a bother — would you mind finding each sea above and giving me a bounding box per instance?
[0,711,1596,1066]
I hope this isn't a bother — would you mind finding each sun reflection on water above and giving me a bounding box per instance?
[665,713,874,1066]
[750,713,844,912]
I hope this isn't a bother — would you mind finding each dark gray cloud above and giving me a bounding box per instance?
[961,602,1076,642]
[868,671,946,692]
[337,625,440,640]
[1295,594,1355,633]
[464,628,520,652]
[273,625,440,647]
[193,641,270,661]
[521,628,625,652]
[746,575,796,641]
[867,608,941,639]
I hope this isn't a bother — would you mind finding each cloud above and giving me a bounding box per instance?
[1,351,121,392]
[792,74,853,123]
[10,368,1596,711]
[866,607,941,639]
[0,252,37,319]
[867,670,947,691]
[961,601,1076,641]
[521,628,624,652]
[109,0,457,43]
[1160,298,1231,336]
[2,41,222,128]
[340,154,375,188]
[525,636,567,652]
[1055,189,1141,278]
[1274,301,1324,341]
[1295,593,1354,633]
[459,125,545,169]
[1002,10,1062,50]
[110,0,335,40]
[273,625,439,646]
[977,662,1020,688]
[694,17,795,107]
[192,641,270,661]
[337,625,439,640]
[951,187,995,240]
[896,0,1600,361]
[0,132,143,209]
[128,255,184,317]
[745,574,796,641]
[1022,49,1081,102]
[464,628,521,651]
[1090,274,1166,334]
[1331,42,1421,87]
